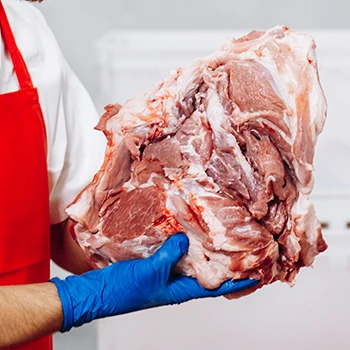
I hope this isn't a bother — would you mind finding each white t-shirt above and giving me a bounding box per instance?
[0,0,106,225]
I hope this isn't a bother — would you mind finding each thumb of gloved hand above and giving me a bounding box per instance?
[51,233,258,332]
[148,233,189,283]
[114,233,189,303]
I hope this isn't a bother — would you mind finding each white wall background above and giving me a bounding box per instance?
[36,0,350,108]
[32,1,350,349]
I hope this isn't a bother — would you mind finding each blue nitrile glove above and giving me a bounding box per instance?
[50,233,258,332]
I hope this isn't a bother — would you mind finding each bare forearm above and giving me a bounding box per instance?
[51,219,92,275]
[0,283,63,348]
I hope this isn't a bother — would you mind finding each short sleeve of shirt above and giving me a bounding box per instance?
[0,0,106,225]
[46,64,106,225]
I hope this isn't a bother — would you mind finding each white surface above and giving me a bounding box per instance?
[98,257,350,350]
[36,0,350,101]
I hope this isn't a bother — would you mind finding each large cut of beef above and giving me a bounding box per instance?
[66,26,327,291]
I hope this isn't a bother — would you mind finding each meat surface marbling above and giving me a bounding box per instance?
[66,26,327,291]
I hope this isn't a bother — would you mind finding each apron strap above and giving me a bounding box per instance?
[0,0,34,90]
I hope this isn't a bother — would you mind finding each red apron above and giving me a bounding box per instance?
[0,1,52,349]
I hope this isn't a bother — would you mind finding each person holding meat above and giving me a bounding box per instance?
[0,0,257,348]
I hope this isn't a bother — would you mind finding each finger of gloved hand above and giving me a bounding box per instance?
[167,276,260,304]
[150,233,189,281]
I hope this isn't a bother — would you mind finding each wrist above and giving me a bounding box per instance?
[50,269,106,331]
[50,277,74,332]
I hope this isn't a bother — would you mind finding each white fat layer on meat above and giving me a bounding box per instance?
[187,165,207,178]
[250,49,288,105]
[89,232,110,248]
[165,192,229,286]
[122,181,136,192]
[176,230,235,289]
[266,175,277,183]
[196,204,227,247]
[307,52,327,135]
[206,90,255,183]
[179,184,229,247]
[179,136,204,175]
[179,180,253,252]
[291,193,319,245]
[140,174,169,189]
[123,173,169,192]
[105,63,204,138]
[163,167,182,180]
[259,53,297,132]
[71,224,111,268]
[65,191,93,222]
[222,231,268,253]
[73,223,93,248]
[119,237,161,257]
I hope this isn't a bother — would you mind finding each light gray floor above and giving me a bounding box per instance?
[54,324,98,350]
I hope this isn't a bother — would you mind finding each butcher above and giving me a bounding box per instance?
[0,0,257,348]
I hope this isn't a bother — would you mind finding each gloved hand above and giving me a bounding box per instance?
[51,233,258,332]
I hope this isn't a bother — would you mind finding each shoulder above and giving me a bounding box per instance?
[2,0,50,39]
[2,0,47,22]
[2,0,65,86]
